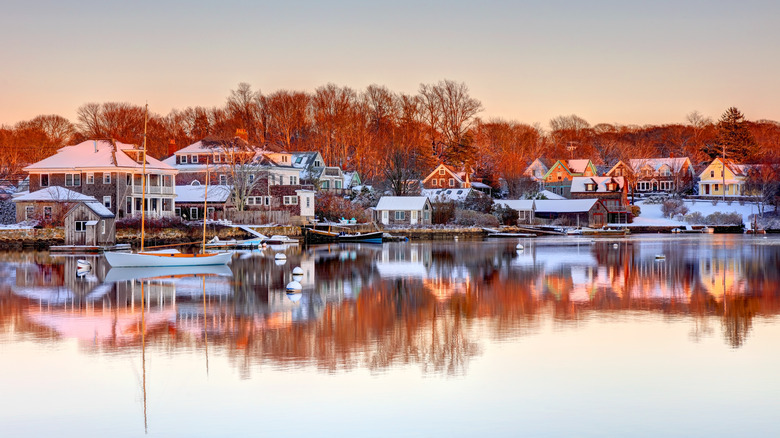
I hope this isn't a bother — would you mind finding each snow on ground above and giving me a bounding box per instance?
[627,199,771,227]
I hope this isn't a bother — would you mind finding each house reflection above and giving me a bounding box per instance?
[2,237,779,374]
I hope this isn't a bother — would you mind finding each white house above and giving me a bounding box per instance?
[374,196,432,226]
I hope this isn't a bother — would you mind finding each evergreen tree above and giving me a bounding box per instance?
[707,107,758,162]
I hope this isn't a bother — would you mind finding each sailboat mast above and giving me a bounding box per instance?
[140,104,148,252]
[202,166,209,253]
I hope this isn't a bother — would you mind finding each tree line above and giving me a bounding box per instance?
[2,80,779,191]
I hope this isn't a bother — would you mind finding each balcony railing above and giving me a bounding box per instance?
[131,185,175,195]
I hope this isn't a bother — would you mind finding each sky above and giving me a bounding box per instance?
[2,0,779,128]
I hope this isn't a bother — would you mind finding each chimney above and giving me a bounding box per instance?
[236,128,248,142]
[168,139,178,157]
[93,140,98,153]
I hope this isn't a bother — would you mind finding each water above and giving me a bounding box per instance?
[1,235,779,437]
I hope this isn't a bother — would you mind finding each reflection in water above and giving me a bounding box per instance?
[1,236,780,378]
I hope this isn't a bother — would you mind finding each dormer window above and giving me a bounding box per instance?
[585,183,596,191]
[191,155,199,163]
[181,155,188,164]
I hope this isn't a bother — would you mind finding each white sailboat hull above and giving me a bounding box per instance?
[104,251,233,267]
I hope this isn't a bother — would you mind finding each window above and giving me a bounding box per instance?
[291,176,297,185]
[101,220,106,234]
[247,197,256,205]
[190,207,199,219]
[710,170,714,178]
[44,206,52,220]
[40,174,49,187]
[432,179,438,187]
[395,211,405,220]
[295,156,303,164]
[126,197,132,214]
[180,155,188,164]
[219,175,227,185]
[306,197,310,207]
[191,155,199,163]
[206,207,215,217]
[175,207,181,216]
[103,196,112,209]
[315,160,322,167]
[284,196,298,205]
[335,180,342,189]
[439,168,445,175]
[265,196,271,206]
[321,180,330,189]
[713,184,719,192]
[248,174,255,184]
[661,181,674,191]
[103,173,111,184]
[65,173,81,186]
[449,178,455,187]
[25,206,34,220]
[214,154,221,163]
[87,173,95,184]
[75,221,87,232]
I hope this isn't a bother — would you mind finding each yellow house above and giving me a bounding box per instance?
[698,158,750,197]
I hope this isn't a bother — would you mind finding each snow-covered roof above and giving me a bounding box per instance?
[495,200,535,211]
[342,171,360,187]
[422,188,473,203]
[174,184,232,204]
[82,201,115,218]
[24,140,175,173]
[571,176,624,193]
[539,190,565,200]
[567,159,592,174]
[375,196,429,211]
[470,181,491,189]
[291,152,324,169]
[535,199,599,213]
[13,186,96,203]
[628,158,691,173]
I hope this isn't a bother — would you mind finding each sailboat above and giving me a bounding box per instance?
[104,106,232,268]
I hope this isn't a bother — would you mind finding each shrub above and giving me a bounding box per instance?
[492,204,519,225]
[661,199,688,218]
[116,215,191,231]
[452,209,499,227]
[706,212,742,225]
[431,201,456,225]
[629,205,641,218]
[684,212,705,224]
[315,192,370,223]
[463,193,494,213]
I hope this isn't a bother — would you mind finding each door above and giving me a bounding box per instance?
[704,184,710,195]
[411,210,418,225]
[382,210,389,225]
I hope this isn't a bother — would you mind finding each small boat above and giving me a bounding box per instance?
[482,227,537,238]
[655,254,666,260]
[104,264,233,282]
[672,225,712,234]
[338,231,384,244]
[77,259,92,271]
[263,235,299,245]
[303,228,340,244]
[104,249,233,268]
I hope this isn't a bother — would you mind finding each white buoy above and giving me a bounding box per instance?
[286,281,302,292]
[516,243,524,250]
[292,266,304,275]
[275,253,286,260]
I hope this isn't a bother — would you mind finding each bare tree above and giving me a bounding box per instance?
[266,90,310,150]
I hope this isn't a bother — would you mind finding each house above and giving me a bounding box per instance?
[698,158,750,197]
[24,139,177,218]
[534,199,610,228]
[542,159,599,197]
[494,200,535,225]
[13,186,100,224]
[523,158,551,181]
[163,137,301,187]
[422,187,480,205]
[342,171,362,192]
[570,176,630,222]
[173,183,232,220]
[421,163,492,195]
[374,196,432,226]
[606,158,695,194]
[63,201,116,246]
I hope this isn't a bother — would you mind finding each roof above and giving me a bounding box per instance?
[570,176,625,193]
[174,184,232,204]
[82,201,115,218]
[567,159,592,174]
[699,158,751,178]
[13,186,97,203]
[495,200,535,211]
[539,190,566,200]
[628,158,691,173]
[375,196,429,211]
[422,188,474,203]
[290,152,323,169]
[24,140,175,173]
[535,199,600,213]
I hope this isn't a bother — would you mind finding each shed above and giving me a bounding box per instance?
[64,201,116,246]
[374,196,432,226]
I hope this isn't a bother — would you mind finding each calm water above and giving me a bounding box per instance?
[1,235,779,437]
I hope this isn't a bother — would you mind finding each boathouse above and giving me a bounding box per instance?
[374,196,432,226]
[63,200,116,246]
